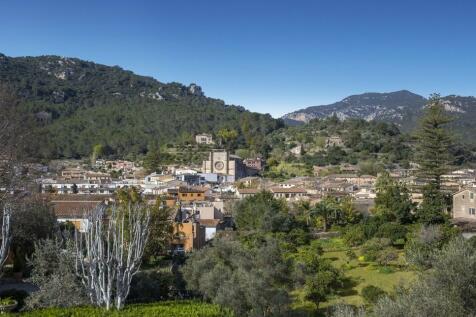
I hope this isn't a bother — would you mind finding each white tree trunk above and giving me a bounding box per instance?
[75,203,150,310]
[0,205,11,271]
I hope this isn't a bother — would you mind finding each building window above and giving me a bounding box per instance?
[471,193,474,199]
[470,208,476,215]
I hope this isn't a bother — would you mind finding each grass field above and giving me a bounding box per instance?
[7,301,233,317]
[292,238,417,316]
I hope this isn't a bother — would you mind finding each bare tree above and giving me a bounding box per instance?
[0,204,12,272]
[75,203,150,310]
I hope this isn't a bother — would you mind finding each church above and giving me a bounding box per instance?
[202,150,247,182]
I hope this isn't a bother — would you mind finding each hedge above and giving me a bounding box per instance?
[8,301,233,317]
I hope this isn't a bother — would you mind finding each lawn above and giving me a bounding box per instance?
[8,301,233,317]
[320,238,416,308]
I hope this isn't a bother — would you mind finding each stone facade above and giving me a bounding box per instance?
[453,188,476,219]
[202,151,246,181]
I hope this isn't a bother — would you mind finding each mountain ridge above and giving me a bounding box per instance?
[0,53,283,159]
[282,90,476,137]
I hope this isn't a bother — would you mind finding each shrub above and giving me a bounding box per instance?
[361,238,391,262]
[128,270,176,303]
[375,223,408,244]
[343,226,366,247]
[361,285,387,304]
[376,248,398,266]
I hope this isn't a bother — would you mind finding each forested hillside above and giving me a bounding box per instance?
[282,90,476,144]
[0,53,283,159]
[264,117,475,178]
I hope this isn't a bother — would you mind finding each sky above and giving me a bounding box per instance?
[1,0,475,117]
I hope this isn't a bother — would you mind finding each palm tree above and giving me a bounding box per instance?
[314,197,339,232]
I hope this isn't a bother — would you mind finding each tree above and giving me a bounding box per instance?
[339,196,362,225]
[75,203,151,310]
[143,144,161,173]
[217,128,238,150]
[374,172,415,224]
[143,199,175,265]
[292,241,344,309]
[415,94,453,188]
[415,183,449,225]
[374,237,476,317]
[314,197,339,232]
[0,205,12,272]
[91,144,104,166]
[11,198,57,273]
[182,238,292,317]
[26,238,88,309]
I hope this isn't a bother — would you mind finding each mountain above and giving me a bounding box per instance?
[0,53,283,159]
[282,91,476,140]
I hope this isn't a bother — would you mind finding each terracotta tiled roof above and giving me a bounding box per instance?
[237,188,260,194]
[178,186,207,193]
[270,187,307,194]
[199,219,221,227]
[45,194,113,202]
[52,201,100,218]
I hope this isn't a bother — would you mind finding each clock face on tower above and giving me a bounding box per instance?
[214,161,225,171]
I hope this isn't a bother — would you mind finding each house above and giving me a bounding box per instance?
[352,187,376,199]
[290,144,303,157]
[453,188,476,220]
[235,188,260,199]
[319,180,355,194]
[171,222,206,252]
[61,167,87,180]
[177,187,208,202]
[326,174,376,186]
[270,187,307,201]
[175,173,205,186]
[48,195,113,232]
[325,136,343,148]
[198,219,221,241]
[195,133,214,145]
[243,158,264,173]
[235,176,261,188]
[84,171,111,182]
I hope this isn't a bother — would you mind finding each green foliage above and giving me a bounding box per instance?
[0,54,282,159]
[25,239,88,309]
[142,202,175,265]
[11,198,57,272]
[128,270,176,303]
[266,117,414,174]
[415,183,449,225]
[404,224,459,270]
[343,226,367,247]
[414,94,454,187]
[361,285,387,305]
[374,223,408,244]
[374,172,415,224]
[361,238,392,262]
[182,238,292,317]
[375,237,476,317]
[233,191,304,236]
[7,301,233,317]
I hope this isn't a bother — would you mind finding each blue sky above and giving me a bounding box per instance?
[1,0,475,117]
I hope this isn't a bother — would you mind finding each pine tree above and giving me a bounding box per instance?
[415,94,453,188]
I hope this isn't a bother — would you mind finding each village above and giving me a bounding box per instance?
[35,133,476,254]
